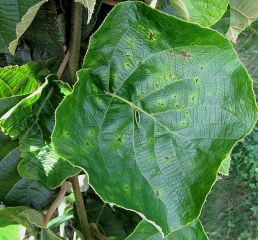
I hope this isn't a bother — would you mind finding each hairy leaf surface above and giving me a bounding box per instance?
[0,0,48,54]
[126,219,207,239]
[52,2,257,235]
[227,0,258,43]
[159,0,228,27]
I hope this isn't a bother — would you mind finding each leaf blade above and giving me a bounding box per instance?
[53,1,257,234]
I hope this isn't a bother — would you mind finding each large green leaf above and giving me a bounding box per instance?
[0,207,61,239]
[126,219,207,239]
[0,0,48,54]
[52,1,257,235]
[227,0,258,43]
[0,72,80,188]
[159,0,228,27]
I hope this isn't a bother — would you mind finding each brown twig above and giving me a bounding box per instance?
[57,50,70,80]
[102,0,119,6]
[90,223,107,240]
[44,182,69,225]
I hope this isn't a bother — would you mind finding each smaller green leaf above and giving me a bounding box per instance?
[0,207,36,236]
[53,80,72,96]
[0,62,48,116]
[126,219,208,240]
[75,0,96,23]
[0,207,61,239]
[159,0,228,27]
[227,0,258,43]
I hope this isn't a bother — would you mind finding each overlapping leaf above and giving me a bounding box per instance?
[159,0,228,27]
[0,0,48,54]
[126,219,207,239]
[0,64,80,189]
[52,2,257,235]
[227,0,258,43]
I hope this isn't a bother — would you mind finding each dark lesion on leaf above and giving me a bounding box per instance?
[148,32,156,41]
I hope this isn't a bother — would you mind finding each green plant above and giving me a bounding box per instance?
[0,1,257,239]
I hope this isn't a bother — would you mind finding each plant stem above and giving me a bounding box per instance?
[69,2,83,83]
[70,176,92,240]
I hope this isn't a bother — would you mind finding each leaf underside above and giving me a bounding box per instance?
[227,0,258,43]
[52,1,257,236]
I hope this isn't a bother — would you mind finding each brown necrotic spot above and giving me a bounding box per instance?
[182,51,191,58]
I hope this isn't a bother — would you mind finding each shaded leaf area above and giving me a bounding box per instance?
[53,1,257,235]
[0,0,65,67]
[21,0,65,62]
[81,0,102,41]
[86,194,140,239]
[201,127,258,239]
[0,131,57,210]
[0,64,80,189]
[0,0,48,54]
[125,219,207,240]
[0,207,61,239]
[158,0,228,27]
[227,0,258,43]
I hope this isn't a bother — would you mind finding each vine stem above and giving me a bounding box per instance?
[44,182,69,225]
[69,1,83,82]
[70,176,93,240]
[69,2,93,239]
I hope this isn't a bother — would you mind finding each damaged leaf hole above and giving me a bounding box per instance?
[134,109,140,124]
